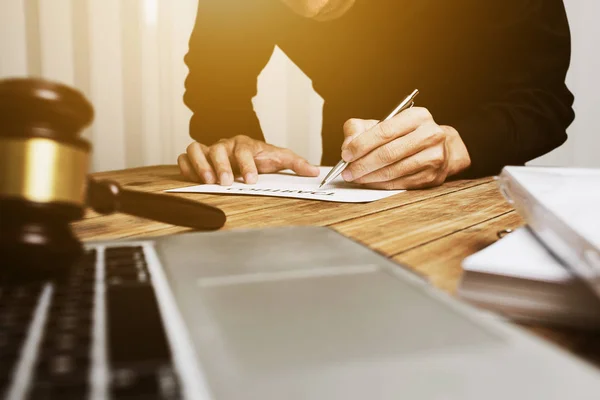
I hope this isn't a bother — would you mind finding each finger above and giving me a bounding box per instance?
[186,142,216,184]
[353,144,447,184]
[256,148,320,176]
[342,107,433,162]
[342,119,379,147]
[208,143,234,186]
[177,153,201,182]
[233,143,259,184]
[290,157,321,177]
[363,168,445,190]
[343,122,445,182]
[279,150,320,176]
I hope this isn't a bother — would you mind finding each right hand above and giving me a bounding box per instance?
[177,135,320,186]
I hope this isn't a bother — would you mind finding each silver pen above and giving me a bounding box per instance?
[319,89,420,188]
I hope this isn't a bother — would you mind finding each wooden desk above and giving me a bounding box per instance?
[74,165,600,366]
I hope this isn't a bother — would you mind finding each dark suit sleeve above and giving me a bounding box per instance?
[454,0,574,178]
[183,1,275,145]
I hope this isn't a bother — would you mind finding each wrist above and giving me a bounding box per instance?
[442,125,471,177]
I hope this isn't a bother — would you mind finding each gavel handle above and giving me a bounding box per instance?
[87,179,226,231]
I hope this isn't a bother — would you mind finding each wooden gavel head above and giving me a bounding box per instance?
[0,78,94,282]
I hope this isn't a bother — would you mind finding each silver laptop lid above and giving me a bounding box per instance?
[150,227,600,400]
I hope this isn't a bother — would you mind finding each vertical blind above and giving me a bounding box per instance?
[1,1,597,171]
[0,0,195,171]
[0,0,324,172]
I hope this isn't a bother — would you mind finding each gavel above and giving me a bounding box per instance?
[0,78,226,282]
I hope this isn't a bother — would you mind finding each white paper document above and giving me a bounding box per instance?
[459,227,600,328]
[462,228,572,282]
[167,167,405,203]
[502,166,600,248]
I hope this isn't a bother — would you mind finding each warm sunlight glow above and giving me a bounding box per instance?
[143,0,158,25]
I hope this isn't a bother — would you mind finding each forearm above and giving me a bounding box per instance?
[453,88,573,178]
[187,105,265,145]
[452,0,573,178]
[183,0,274,145]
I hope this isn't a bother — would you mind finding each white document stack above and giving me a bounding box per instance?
[460,228,600,329]
[458,166,600,330]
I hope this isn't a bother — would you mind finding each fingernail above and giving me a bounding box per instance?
[220,172,232,186]
[203,172,214,184]
[245,172,257,184]
[342,169,353,181]
[341,149,354,162]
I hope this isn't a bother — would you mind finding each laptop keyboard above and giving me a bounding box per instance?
[0,285,45,394]
[0,246,183,400]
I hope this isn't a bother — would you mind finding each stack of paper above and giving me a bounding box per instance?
[459,228,600,329]
[499,167,600,298]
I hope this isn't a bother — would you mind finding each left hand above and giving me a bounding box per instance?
[340,107,472,189]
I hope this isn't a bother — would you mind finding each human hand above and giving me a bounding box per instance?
[340,108,471,189]
[177,135,320,186]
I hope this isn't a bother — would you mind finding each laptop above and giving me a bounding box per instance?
[2,226,600,399]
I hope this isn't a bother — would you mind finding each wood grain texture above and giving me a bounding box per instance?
[74,165,492,241]
[332,182,513,256]
[74,165,600,365]
[393,211,524,295]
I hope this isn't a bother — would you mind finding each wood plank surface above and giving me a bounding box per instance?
[76,165,600,367]
[393,211,524,294]
[332,182,513,256]
[75,165,492,241]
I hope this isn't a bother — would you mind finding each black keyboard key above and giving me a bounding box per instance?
[28,249,97,398]
[105,247,180,400]
[112,365,181,400]
[107,284,170,366]
[105,246,152,285]
[105,247,145,265]
[46,331,89,353]
[105,246,181,398]
[2,246,182,398]
[29,380,88,400]
[34,352,90,382]
[0,284,44,394]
